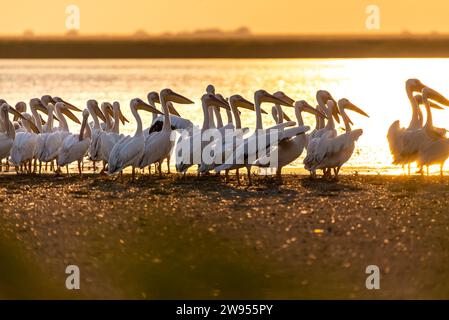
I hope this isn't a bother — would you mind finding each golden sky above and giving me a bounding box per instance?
[1,0,448,35]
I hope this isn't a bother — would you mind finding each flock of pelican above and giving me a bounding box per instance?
[0,85,370,183]
[388,79,449,176]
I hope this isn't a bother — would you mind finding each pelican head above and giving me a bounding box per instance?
[82,108,90,119]
[53,97,82,112]
[413,94,444,110]
[112,101,129,124]
[55,102,81,124]
[160,89,194,105]
[338,98,370,118]
[202,93,231,110]
[41,95,55,106]
[406,78,426,93]
[206,84,215,95]
[30,98,48,113]
[130,98,163,114]
[295,100,327,118]
[422,87,449,107]
[87,99,107,122]
[317,90,340,123]
[1,103,24,121]
[147,91,161,107]
[15,102,27,113]
[255,90,294,107]
[229,94,255,111]
[273,91,295,106]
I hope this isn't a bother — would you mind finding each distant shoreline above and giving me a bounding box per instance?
[2,36,449,58]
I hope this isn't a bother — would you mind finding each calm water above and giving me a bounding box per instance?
[2,58,449,173]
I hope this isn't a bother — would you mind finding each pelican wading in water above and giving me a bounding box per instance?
[107,98,162,180]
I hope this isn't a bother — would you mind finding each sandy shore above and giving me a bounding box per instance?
[1,173,449,299]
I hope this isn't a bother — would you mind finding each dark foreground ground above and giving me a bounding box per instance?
[0,173,448,299]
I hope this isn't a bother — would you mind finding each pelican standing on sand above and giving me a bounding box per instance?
[416,87,449,175]
[57,109,91,175]
[255,100,324,181]
[107,98,162,179]
[307,98,369,179]
[215,90,306,185]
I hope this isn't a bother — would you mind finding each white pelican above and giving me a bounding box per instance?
[307,98,369,179]
[100,102,126,166]
[57,109,91,174]
[304,93,340,177]
[0,104,25,161]
[145,91,193,135]
[255,100,324,181]
[214,90,308,185]
[138,89,195,175]
[386,79,438,173]
[10,113,39,171]
[416,87,449,175]
[87,99,107,165]
[198,94,255,175]
[107,98,162,179]
[38,102,77,171]
[175,93,230,174]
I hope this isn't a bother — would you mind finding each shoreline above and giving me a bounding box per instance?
[1,174,449,299]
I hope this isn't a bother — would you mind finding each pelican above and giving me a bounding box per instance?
[255,100,324,181]
[175,93,230,174]
[86,99,107,166]
[304,92,340,177]
[57,109,91,174]
[38,102,76,171]
[107,98,162,179]
[307,98,369,179]
[145,91,193,135]
[198,94,255,175]
[416,87,449,175]
[387,79,438,173]
[0,104,25,161]
[138,89,195,175]
[9,113,39,172]
[100,102,126,166]
[214,90,308,185]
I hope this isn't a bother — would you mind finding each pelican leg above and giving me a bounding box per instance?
[39,161,42,174]
[14,166,19,174]
[236,169,240,184]
[33,159,37,173]
[276,168,282,184]
[0,159,2,172]
[100,161,106,174]
[78,161,82,176]
[45,162,48,171]
[93,161,97,172]
[51,160,55,172]
[159,162,163,177]
[132,167,136,181]
[28,161,32,173]
[246,166,252,186]
[167,156,171,174]
[225,170,229,182]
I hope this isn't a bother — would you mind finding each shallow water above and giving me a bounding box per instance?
[2,58,449,174]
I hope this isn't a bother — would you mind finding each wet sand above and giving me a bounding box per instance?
[1,172,449,299]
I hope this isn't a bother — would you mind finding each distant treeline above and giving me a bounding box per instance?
[1,37,449,58]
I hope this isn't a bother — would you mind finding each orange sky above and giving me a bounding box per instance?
[1,0,448,35]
